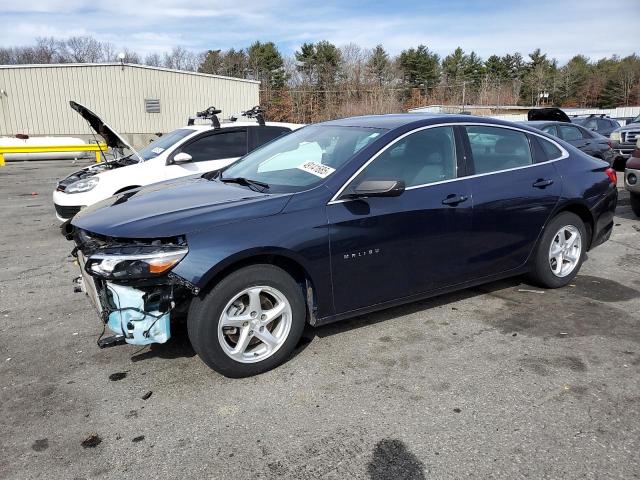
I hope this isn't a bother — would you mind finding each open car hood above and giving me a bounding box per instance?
[70,101,140,158]
[527,107,571,123]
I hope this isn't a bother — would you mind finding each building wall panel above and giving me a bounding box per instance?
[0,64,260,140]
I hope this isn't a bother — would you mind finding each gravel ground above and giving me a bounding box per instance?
[1,159,639,480]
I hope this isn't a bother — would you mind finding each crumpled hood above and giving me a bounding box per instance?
[72,175,291,238]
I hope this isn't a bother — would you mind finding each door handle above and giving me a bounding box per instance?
[442,194,468,206]
[532,179,554,188]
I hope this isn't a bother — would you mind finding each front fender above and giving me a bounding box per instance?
[171,206,333,317]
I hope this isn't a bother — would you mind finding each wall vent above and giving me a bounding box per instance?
[145,99,161,113]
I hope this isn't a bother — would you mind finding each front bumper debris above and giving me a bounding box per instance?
[69,227,197,347]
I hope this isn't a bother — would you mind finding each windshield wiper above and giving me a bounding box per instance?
[219,175,270,191]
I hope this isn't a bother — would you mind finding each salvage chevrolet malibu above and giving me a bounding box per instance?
[63,114,618,377]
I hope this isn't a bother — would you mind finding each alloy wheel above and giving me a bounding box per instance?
[217,286,292,363]
[548,225,582,278]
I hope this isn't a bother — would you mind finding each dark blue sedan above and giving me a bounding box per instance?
[67,114,618,377]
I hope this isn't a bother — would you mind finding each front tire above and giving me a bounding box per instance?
[188,264,306,377]
[527,212,587,288]
[631,192,640,217]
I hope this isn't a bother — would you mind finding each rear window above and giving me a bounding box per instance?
[558,125,585,141]
[465,126,533,174]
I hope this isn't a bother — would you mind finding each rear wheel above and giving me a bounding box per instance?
[188,264,306,377]
[631,192,640,217]
[527,212,587,288]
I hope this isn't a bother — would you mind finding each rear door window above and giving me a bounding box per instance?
[180,130,247,162]
[558,125,584,141]
[465,126,533,174]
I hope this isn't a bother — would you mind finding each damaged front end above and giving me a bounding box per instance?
[66,226,198,347]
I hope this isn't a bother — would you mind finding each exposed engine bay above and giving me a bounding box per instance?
[56,156,138,192]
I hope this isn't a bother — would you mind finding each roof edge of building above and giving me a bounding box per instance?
[0,62,261,85]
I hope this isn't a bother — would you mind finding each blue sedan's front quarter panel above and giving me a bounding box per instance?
[171,187,334,318]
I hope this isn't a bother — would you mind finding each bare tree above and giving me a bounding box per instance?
[163,46,200,71]
[34,37,68,63]
[0,47,12,64]
[144,53,162,67]
[100,42,118,62]
[65,36,105,63]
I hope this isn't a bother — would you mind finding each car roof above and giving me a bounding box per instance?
[519,120,570,127]
[321,113,529,130]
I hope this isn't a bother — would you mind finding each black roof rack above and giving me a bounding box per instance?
[571,113,610,119]
[230,106,266,126]
[187,107,221,129]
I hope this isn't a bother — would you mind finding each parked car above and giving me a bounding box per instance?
[570,115,620,138]
[52,102,302,220]
[610,114,640,168]
[64,114,618,377]
[624,139,640,216]
[525,108,615,165]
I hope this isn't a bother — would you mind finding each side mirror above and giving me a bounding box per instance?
[349,180,405,199]
[172,152,193,165]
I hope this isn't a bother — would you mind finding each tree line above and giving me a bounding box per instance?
[2,36,639,123]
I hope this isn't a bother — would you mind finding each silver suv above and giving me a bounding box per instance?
[611,114,640,168]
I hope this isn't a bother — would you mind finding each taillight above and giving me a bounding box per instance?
[605,167,617,185]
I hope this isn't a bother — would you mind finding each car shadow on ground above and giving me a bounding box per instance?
[127,276,530,364]
[308,276,525,341]
[129,321,196,362]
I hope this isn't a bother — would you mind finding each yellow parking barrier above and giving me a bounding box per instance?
[0,143,108,167]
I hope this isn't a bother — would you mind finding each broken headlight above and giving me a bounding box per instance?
[86,246,188,280]
[66,176,99,193]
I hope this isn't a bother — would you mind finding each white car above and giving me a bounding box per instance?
[53,102,302,220]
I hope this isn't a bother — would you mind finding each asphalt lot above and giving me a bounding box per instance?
[1,159,639,480]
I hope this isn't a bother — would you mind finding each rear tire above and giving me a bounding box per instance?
[188,264,306,377]
[527,212,587,288]
[613,158,626,171]
[631,193,640,217]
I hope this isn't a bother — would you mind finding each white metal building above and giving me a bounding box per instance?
[0,63,260,147]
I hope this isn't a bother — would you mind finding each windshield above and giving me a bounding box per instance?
[571,118,589,126]
[137,129,194,161]
[221,125,386,192]
[631,115,640,124]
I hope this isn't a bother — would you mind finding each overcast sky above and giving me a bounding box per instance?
[1,0,639,63]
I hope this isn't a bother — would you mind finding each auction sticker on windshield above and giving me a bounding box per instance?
[297,161,335,178]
